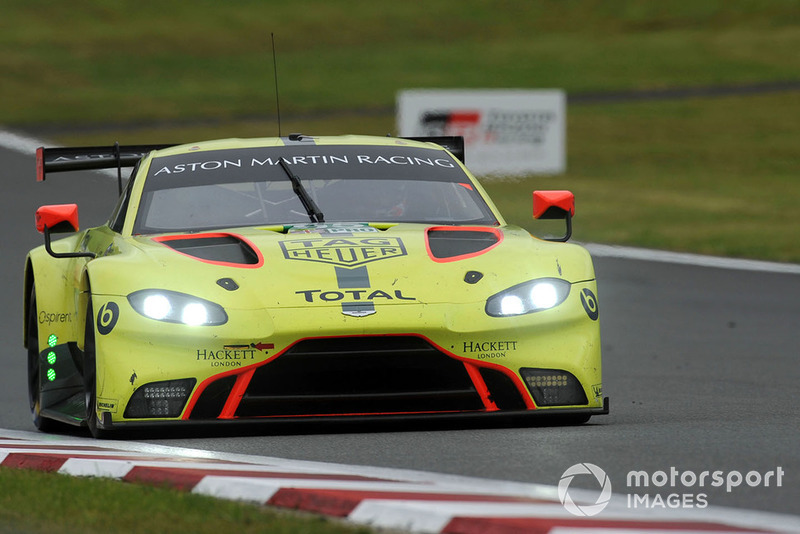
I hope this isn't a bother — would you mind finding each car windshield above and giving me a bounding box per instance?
[133,145,498,233]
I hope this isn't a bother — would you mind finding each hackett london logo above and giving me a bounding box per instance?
[280,237,407,267]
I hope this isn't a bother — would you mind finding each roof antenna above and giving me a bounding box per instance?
[113,141,123,195]
[271,32,282,137]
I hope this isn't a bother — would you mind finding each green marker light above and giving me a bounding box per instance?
[47,351,56,365]
[47,334,57,348]
[46,368,56,382]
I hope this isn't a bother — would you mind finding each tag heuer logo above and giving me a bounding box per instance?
[280,237,407,267]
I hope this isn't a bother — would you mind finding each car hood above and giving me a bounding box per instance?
[93,223,595,309]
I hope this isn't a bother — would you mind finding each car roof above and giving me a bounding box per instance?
[148,135,453,158]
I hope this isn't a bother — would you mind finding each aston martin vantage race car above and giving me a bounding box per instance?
[25,134,607,437]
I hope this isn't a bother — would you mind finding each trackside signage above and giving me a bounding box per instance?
[397,89,566,176]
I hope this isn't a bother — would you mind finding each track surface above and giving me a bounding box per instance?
[1,136,798,517]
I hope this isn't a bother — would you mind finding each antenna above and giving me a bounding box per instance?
[113,141,123,195]
[271,32,282,137]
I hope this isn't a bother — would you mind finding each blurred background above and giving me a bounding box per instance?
[2,0,798,261]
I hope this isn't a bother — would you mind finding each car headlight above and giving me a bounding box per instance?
[128,290,228,326]
[485,278,571,317]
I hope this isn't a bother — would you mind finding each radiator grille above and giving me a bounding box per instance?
[237,336,484,417]
[187,336,529,420]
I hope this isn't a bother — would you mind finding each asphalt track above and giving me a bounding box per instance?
[1,131,798,519]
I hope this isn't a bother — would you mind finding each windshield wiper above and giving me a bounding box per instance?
[278,159,325,223]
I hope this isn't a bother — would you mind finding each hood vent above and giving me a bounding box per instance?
[155,233,262,267]
[426,227,502,262]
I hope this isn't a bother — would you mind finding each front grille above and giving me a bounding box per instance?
[188,375,237,419]
[235,336,485,417]
[479,368,528,410]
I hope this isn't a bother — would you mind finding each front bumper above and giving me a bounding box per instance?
[97,397,610,433]
[91,280,604,426]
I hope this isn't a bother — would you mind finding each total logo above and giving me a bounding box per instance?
[558,463,612,517]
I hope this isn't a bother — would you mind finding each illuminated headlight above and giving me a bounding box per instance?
[128,290,227,326]
[486,278,571,317]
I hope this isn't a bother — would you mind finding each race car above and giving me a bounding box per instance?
[25,134,608,438]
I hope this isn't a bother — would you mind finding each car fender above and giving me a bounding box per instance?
[25,235,92,352]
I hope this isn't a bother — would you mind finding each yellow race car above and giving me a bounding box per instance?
[25,134,607,437]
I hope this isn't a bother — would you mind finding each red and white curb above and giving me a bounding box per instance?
[1,429,798,533]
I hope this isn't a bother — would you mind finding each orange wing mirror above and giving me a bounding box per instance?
[36,204,80,234]
[35,204,95,259]
[533,190,574,242]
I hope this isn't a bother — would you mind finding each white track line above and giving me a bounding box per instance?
[0,129,50,154]
[584,243,800,274]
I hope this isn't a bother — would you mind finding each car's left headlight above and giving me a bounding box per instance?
[485,278,571,317]
[128,290,228,326]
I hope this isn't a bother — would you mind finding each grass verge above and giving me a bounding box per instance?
[3,1,799,124]
[0,467,373,534]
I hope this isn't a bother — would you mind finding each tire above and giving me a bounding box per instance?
[27,288,55,432]
[83,299,107,439]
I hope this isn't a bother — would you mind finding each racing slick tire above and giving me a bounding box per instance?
[84,300,108,439]
[27,288,56,433]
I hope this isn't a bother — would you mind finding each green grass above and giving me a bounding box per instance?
[2,0,799,262]
[0,467,372,534]
[3,1,799,124]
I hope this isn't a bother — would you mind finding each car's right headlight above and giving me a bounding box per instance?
[128,289,228,326]
[485,278,571,317]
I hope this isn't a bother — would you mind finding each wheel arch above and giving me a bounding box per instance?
[77,263,94,351]
[25,248,93,352]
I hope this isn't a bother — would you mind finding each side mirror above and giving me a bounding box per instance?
[533,190,574,242]
[36,204,80,234]
[35,204,95,259]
